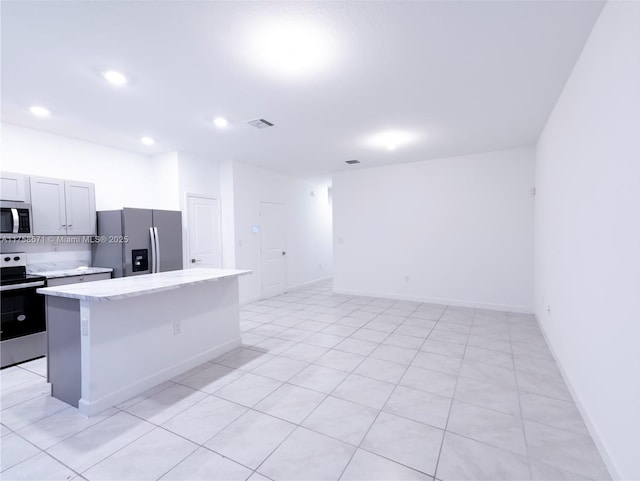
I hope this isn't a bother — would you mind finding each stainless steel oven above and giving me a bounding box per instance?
[0,253,46,368]
[0,202,33,238]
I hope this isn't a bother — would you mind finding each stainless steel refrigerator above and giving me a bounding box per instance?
[92,208,183,277]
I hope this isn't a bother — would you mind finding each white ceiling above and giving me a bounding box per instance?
[1,1,604,177]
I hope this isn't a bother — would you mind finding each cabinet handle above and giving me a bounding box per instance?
[62,224,67,227]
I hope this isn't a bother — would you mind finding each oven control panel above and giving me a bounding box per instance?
[1,253,26,268]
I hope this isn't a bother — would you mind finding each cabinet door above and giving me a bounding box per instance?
[65,181,96,235]
[30,176,67,235]
[0,172,30,202]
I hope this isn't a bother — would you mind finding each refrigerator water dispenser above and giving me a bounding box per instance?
[132,249,148,272]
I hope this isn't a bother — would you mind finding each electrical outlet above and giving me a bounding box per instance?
[173,321,182,335]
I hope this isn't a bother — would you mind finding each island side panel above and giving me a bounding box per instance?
[46,296,82,407]
[78,277,241,416]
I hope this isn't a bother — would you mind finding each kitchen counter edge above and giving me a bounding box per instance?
[28,267,114,279]
[37,268,252,302]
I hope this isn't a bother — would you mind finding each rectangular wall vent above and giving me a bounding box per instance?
[345,160,360,164]
[248,119,274,128]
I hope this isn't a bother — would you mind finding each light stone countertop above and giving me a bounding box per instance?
[37,268,252,302]
[28,266,114,279]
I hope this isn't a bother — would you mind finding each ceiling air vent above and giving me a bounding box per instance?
[248,118,274,129]
[345,160,360,164]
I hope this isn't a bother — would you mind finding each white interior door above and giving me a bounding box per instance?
[187,195,221,268]
[260,201,286,298]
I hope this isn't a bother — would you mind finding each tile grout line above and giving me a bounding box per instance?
[3,417,102,479]
[204,300,351,476]
[336,301,440,480]
[432,304,475,481]
[246,297,414,479]
[2,285,601,480]
[334,303,421,480]
[507,315,600,480]
[508,313,535,481]
[69,380,254,478]
[121,360,310,479]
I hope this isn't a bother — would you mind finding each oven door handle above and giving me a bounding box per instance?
[0,281,46,291]
[11,208,19,234]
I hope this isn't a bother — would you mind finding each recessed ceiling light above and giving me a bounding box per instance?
[365,130,416,150]
[243,17,338,78]
[103,70,127,86]
[29,106,51,117]
[213,117,228,128]
[140,137,155,146]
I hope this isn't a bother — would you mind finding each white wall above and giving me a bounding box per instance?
[333,147,534,312]
[151,152,180,210]
[0,124,228,269]
[219,160,236,269]
[1,123,157,210]
[175,152,221,269]
[0,125,332,301]
[534,2,640,479]
[232,161,333,303]
[176,152,220,203]
[287,181,333,288]
[0,123,163,263]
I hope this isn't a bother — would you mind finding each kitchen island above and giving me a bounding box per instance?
[37,268,251,416]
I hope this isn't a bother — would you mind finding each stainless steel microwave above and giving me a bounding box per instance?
[0,202,33,238]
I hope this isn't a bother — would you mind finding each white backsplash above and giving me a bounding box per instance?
[0,240,91,269]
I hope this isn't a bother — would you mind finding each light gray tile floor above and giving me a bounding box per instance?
[0,280,611,480]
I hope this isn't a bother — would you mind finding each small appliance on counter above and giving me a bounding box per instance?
[92,208,183,277]
[0,252,46,368]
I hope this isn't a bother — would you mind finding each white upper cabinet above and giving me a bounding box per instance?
[30,176,66,235]
[0,171,30,202]
[65,180,96,235]
[30,176,96,235]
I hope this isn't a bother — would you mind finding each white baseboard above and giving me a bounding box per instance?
[78,338,241,416]
[332,287,533,314]
[534,314,619,480]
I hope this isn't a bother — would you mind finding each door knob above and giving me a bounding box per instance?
[191,258,202,263]
[282,251,286,256]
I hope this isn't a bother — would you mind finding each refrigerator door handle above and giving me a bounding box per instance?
[149,227,157,273]
[154,227,160,273]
